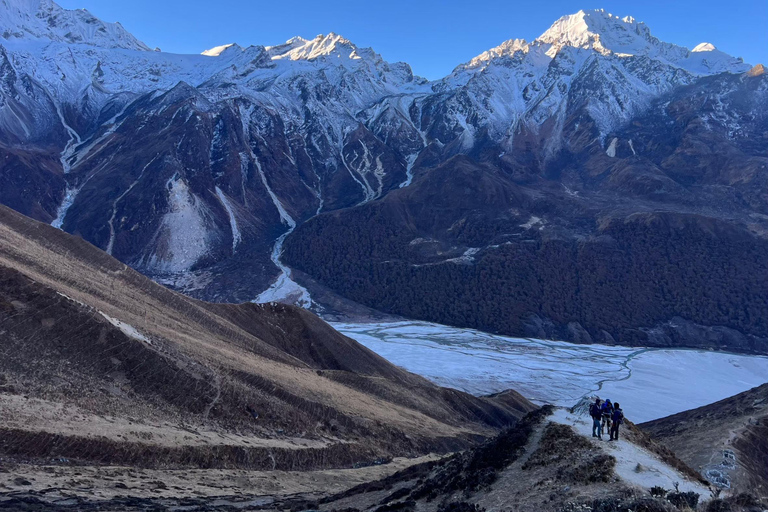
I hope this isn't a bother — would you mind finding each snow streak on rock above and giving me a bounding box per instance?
[106,157,157,255]
[52,101,81,175]
[215,186,241,254]
[48,96,82,230]
[400,152,419,188]
[340,147,373,204]
[344,140,385,201]
[255,229,312,308]
[51,185,79,229]
[99,312,152,345]
[69,104,130,172]
[239,106,312,307]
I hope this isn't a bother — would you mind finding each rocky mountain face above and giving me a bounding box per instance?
[285,70,768,352]
[0,1,765,350]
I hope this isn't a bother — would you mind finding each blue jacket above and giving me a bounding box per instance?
[612,408,624,424]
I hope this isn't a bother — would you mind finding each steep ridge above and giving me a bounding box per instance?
[300,405,722,512]
[0,0,150,50]
[0,203,534,476]
[641,383,768,494]
[0,1,758,317]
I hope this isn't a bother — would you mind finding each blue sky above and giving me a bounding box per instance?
[57,0,767,80]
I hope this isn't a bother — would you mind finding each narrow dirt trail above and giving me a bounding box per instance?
[549,407,710,494]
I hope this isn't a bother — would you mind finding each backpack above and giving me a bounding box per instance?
[613,409,624,425]
[589,403,600,418]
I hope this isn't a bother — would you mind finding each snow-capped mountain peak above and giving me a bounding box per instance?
[0,0,150,50]
[461,38,530,69]
[457,9,749,78]
[533,10,748,75]
[267,32,364,62]
[201,43,237,57]
[536,9,653,57]
[692,42,717,52]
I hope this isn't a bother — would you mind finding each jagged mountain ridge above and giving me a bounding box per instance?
[0,1,765,350]
[0,0,149,50]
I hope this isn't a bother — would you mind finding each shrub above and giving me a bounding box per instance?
[666,491,699,509]
[705,499,732,512]
[437,502,485,512]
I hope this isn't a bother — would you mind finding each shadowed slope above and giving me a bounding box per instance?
[641,383,768,494]
[0,204,534,471]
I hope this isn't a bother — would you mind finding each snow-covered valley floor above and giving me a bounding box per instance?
[333,321,768,423]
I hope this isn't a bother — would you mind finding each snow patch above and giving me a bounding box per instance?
[52,100,81,175]
[606,137,618,157]
[99,312,151,345]
[520,216,544,229]
[254,229,312,308]
[399,152,418,188]
[445,247,479,264]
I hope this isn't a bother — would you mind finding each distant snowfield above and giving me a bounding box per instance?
[333,321,768,423]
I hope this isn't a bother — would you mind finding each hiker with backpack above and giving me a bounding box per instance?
[609,402,624,441]
[589,398,603,439]
[601,399,613,435]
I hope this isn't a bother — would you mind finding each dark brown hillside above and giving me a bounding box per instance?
[641,383,768,494]
[284,156,768,353]
[0,203,534,472]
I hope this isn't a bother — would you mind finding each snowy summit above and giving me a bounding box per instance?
[0,0,149,50]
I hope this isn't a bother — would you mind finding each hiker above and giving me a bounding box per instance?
[609,402,624,441]
[589,398,603,439]
[601,399,613,435]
